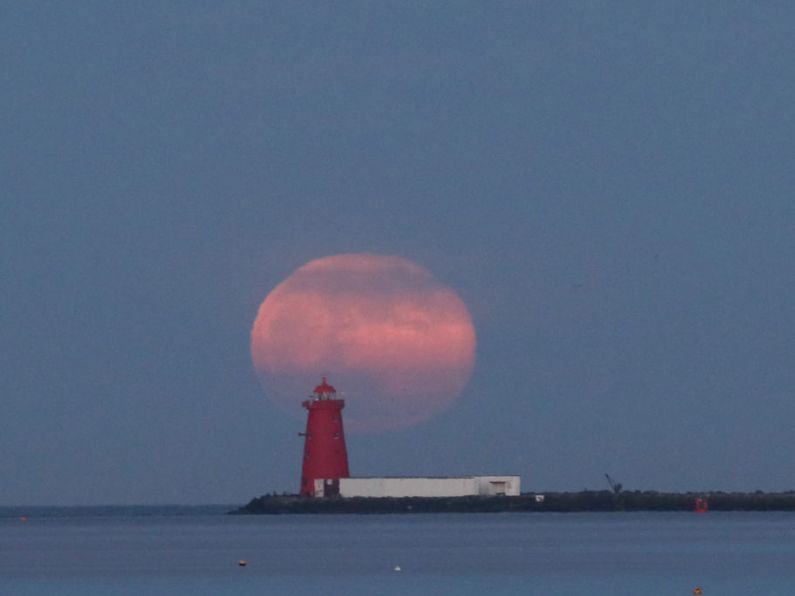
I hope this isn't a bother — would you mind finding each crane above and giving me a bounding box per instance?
[604,473,623,494]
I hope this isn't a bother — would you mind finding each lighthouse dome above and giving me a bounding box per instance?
[314,377,336,395]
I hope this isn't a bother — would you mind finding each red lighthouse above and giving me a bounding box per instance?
[300,377,350,496]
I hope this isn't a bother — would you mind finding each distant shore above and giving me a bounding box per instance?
[0,505,235,518]
[233,490,795,514]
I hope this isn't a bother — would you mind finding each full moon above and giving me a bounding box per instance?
[251,253,476,432]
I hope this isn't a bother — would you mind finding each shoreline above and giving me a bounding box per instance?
[233,490,795,514]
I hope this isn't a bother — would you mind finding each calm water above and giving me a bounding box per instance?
[2,510,795,594]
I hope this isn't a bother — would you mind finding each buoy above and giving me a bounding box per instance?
[693,587,702,595]
[394,565,401,572]
[238,560,247,567]
[19,516,28,522]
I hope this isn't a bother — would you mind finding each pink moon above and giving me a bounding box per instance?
[250,253,476,432]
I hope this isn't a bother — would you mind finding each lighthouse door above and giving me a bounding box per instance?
[324,478,340,497]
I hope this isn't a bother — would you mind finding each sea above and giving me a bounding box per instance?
[2,507,795,595]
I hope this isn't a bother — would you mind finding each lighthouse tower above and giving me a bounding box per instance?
[300,377,350,496]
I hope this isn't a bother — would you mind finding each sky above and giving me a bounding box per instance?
[2,2,795,505]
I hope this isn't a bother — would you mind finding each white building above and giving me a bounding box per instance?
[313,476,520,498]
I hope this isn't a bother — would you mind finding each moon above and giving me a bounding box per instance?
[251,253,476,432]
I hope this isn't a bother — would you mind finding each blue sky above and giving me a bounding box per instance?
[2,2,795,504]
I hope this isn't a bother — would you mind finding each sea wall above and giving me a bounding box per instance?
[232,490,795,515]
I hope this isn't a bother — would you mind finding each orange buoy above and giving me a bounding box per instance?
[238,560,247,567]
[693,587,703,595]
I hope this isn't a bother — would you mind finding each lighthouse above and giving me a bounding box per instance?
[299,377,350,496]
